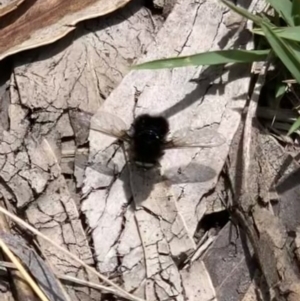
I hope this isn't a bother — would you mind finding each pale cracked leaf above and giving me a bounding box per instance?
[118,209,146,296]
[181,260,216,301]
[13,1,161,113]
[0,0,261,300]
[0,73,103,300]
[26,175,102,301]
[82,0,254,299]
[5,4,163,300]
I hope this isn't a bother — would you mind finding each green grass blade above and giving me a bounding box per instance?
[132,50,270,70]
[288,116,300,135]
[273,82,286,110]
[261,21,300,83]
[292,0,300,25]
[286,39,300,63]
[220,0,263,24]
[252,26,300,42]
[275,82,286,100]
[265,0,294,26]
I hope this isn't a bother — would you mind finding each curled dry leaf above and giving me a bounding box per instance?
[81,0,257,299]
[0,1,164,300]
[0,0,276,300]
[0,233,68,301]
[0,0,24,18]
[0,0,132,61]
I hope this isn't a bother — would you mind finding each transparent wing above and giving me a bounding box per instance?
[165,127,226,149]
[162,163,217,184]
[75,110,129,140]
[69,111,92,145]
[91,111,128,139]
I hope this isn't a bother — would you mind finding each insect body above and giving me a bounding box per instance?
[131,114,169,168]
[77,110,226,169]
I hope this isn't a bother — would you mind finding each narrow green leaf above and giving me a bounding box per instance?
[261,22,300,83]
[286,38,300,64]
[288,116,300,135]
[220,0,263,25]
[272,82,286,110]
[265,0,294,26]
[252,26,300,42]
[269,83,286,126]
[132,50,270,70]
[275,83,286,100]
[292,0,300,25]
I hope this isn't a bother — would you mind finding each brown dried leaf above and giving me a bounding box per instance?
[0,233,68,301]
[0,0,24,18]
[0,0,131,61]
[0,2,162,300]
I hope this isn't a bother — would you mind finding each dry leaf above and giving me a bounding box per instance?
[0,0,131,61]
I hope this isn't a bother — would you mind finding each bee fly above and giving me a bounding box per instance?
[130,114,169,168]
[75,110,226,170]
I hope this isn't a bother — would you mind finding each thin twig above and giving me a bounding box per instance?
[0,206,146,301]
[0,261,126,298]
[0,238,50,301]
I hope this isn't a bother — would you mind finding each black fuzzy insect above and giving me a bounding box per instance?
[130,114,169,168]
[74,110,225,170]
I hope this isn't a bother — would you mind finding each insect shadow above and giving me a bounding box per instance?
[76,144,218,206]
[128,162,217,206]
[70,109,222,203]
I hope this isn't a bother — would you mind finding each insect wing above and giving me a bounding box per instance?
[165,127,226,149]
[89,111,129,139]
[69,111,92,145]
